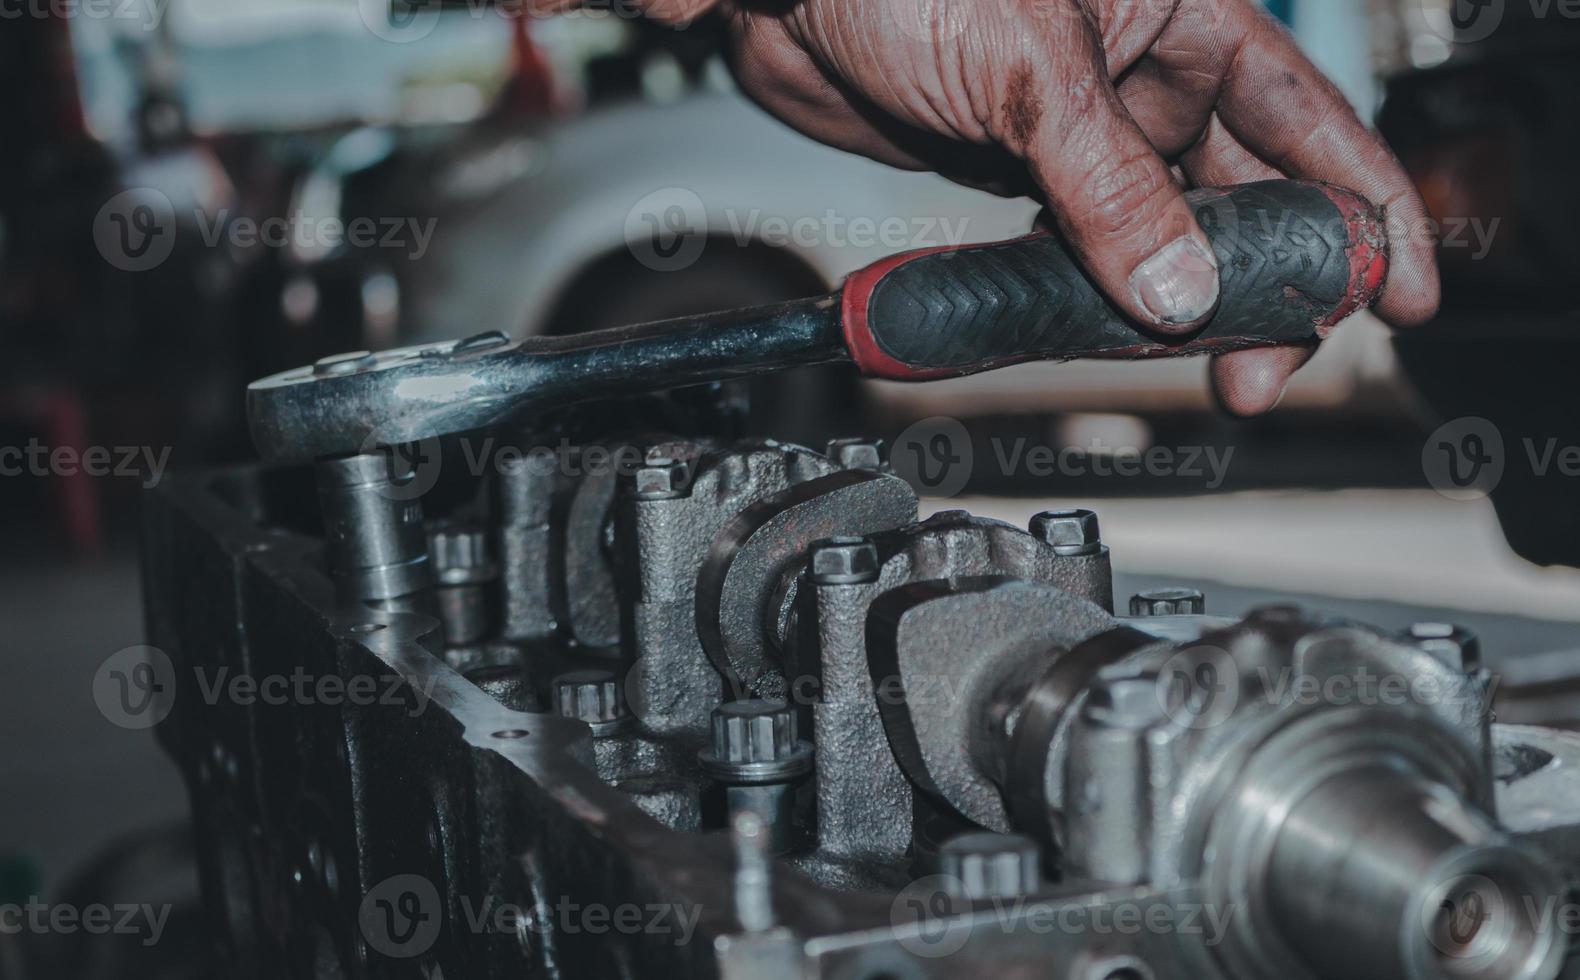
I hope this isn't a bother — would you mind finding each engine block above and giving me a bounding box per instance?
[141,424,1580,980]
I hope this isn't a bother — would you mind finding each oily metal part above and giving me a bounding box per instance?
[863,577,1117,832]
[555,449,624,648]
[146,429,1580,980]
[622,441,843,733]
[246,300,845,462]
[696,468,919,699]
[1003,625,1162,850]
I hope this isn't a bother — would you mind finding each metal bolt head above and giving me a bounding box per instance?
[1129,588,1206,617]
[825,437,885,471]
[700,699,813,783]
[938,832,1041,900]
[553,669,632,736]
[711,700,797,764]
[427,521,497,585]
[631,459,691,501]
[1030,509,1102,557]
[809,536,880,586]
[1403,623,1482,673]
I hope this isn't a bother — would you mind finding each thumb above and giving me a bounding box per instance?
[1007,61,1219,333]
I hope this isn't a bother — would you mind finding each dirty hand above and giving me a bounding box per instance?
[620,0,1440,414]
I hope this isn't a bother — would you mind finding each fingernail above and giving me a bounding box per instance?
[1130,237,1220,326]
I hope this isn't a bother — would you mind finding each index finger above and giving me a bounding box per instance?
[1209,4,1439,327]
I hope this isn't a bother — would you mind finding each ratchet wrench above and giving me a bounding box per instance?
[248,180,1388,462]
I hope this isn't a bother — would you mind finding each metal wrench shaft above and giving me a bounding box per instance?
[248,180,1388,462]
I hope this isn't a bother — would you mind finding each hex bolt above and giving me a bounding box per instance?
[1129,588,1206,617]
[809,536,881,587]
[553,669,634,737]
[1030,509,1102,557]
[428,521,498,647]
[1402,622,1483,674]
[937,831,1041,900]
[825,437,885,471]
[629,450,692,501]
[699,700,814,854]
[315,451,433,604]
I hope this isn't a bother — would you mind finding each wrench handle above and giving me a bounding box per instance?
[839,180,1388,381]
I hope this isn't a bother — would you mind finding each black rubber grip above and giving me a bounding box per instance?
[841,180,1387,380]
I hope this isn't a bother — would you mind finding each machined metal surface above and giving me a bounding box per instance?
[148,418,1580,980]
[247,301,845,463]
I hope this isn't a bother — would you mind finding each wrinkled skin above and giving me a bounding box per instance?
[535,0,1440,414]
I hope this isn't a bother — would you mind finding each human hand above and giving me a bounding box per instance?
[585,0,1439,413]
